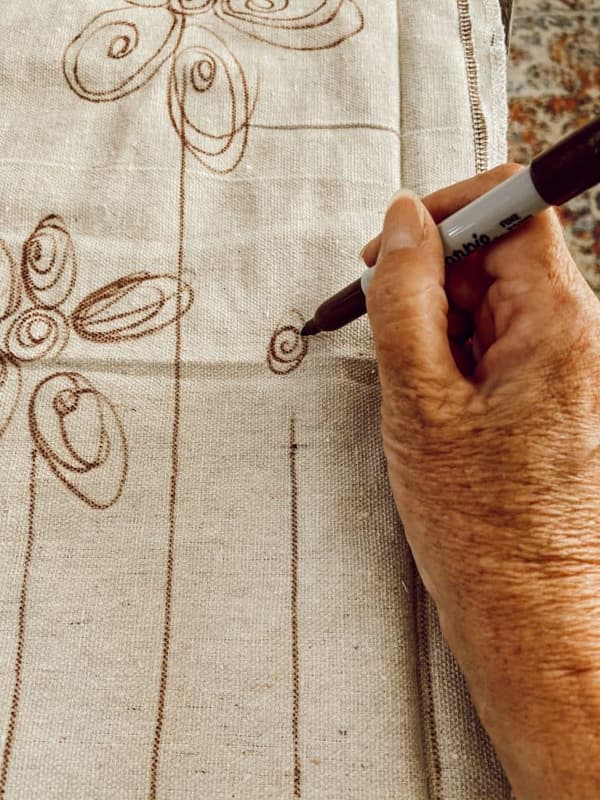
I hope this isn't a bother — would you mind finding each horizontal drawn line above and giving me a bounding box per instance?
[251,122,401,138]
[0,124,482,172]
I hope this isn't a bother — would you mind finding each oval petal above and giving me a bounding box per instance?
[215,0,364,50]
[63,6,183,102]
[5,308,70,362]
[0,240,21,321]
[0,352,21,440]
[29,373,128,509]
[22,215,77,308]
[126,1,170,6]
[71,272,194,343]
[168,27,255,173]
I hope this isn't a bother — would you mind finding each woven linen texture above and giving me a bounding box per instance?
[0,2,509,798]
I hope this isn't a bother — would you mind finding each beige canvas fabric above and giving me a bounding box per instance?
[0,1,510,798]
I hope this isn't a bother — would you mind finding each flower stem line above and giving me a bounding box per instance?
[149,30,188,800]
[0,450,38,799]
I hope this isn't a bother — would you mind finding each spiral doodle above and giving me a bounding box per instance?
[29,373,128,509]
[5,308,69,363]
[0,352,21,440]
[63,6,184,102]
[0,240,21,322]
[215,0,364,49]
[267,311,309,375]
[168,30,255,173]
[21,215,77,308]
[242,0,289,12]
[170,0,216,12]
[64,0,363,172]
[71,272,194,343]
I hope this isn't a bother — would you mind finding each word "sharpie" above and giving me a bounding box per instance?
[302,115,600,337]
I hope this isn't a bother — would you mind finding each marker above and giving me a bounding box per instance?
[301,115,600,337]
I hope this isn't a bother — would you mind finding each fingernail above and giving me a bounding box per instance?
[380,189,426,256]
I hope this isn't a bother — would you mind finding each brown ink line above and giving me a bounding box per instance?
[289,417,301,799]
[413,571,442,800]
[251,122,401,140]
[149,56,188,800]
[456,0,489,174]
[0,450,37,799]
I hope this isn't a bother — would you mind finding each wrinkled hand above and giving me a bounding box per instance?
[363,165,600,800]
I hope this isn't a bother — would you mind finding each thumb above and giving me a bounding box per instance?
[366,190,467,404]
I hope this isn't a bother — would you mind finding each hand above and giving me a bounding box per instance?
[363,164,600,800]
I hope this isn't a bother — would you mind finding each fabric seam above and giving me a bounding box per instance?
[457,0,490,173]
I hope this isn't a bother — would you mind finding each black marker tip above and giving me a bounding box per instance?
[301,320,320,337]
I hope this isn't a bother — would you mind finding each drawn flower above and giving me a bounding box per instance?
[63,0,364,173]
[267,310,308,375]
[0,216,194,508]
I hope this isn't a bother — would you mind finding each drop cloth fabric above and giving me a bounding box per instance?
[0,2,510,798]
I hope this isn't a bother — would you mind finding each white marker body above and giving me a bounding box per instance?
[360,166,548,294]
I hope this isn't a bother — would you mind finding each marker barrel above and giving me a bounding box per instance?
[361,166,547,294]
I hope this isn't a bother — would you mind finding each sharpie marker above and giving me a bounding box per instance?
[301,115,600,337]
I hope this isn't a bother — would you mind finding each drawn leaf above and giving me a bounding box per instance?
[5,309,70,363]
[71,272,194,342]
[0,353,21,440]
[168,26,255,173]
[215,0,364,50]
[22,215,77,308]
[29,373,128,509]
[0,240,21,322]
[63,6,184,102]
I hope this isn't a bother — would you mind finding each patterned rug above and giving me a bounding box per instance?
[507,0,600,289]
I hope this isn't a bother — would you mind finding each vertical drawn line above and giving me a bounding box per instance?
[457,0,489,174]
[395,0,403,190]
[414,571,442,800]
[149,60,188,800]
[289,417,301,799]
[0,450,37,799]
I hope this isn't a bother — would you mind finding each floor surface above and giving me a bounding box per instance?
[507,0,600,289]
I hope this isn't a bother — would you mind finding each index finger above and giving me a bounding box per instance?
[423,162,526,222]
[360,164,527,264]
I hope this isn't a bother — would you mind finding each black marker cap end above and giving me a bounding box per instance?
[530,116,600,206]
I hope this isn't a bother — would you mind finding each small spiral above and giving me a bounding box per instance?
[107,27,138,59]
[170,0,215,12]
[5,308,69,363]
[267,316,308,375]
[22,215,77,308]
[220,0,303,20]
[191,56,216,91]
[245,0,285,12]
